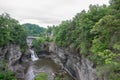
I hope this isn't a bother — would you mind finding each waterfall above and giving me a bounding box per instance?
[25,49,38,80]
[30,49,39,61]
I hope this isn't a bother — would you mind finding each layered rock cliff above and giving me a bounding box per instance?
[48,43,98,80]
[0,44,22,67]
[0,44,28,79]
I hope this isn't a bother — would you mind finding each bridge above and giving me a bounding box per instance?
[26,36,39,47]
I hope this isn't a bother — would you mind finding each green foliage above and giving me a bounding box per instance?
[0,70,17,80]
[52,5,109,54]
[0,60,17,80]
[113,43,120,50]
[91,15,120,64]
[35,73,48,80]
[22,23,46,36]
[97,63,120,80]
[54,20,72,47]
[0,13,28,52]
[46,1,120,79]
[54,76,60,80]
[32,37,46,53]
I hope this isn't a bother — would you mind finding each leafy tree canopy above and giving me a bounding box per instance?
[22,23,46,36]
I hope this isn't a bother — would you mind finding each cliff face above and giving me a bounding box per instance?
[0,44,26,79]
[48,43,98,80]
[0,44,22,67]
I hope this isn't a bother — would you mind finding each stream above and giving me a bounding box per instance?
[25,49,73,80]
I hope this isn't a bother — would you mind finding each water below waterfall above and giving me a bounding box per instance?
[25,66,35,80]
[25,49,73,80]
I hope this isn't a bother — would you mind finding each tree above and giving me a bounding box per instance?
[22,23,46,36]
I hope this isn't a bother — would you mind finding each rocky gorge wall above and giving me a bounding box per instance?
[0,44,22,68]
[48,43,98,80]
[0,43,101,80]
[0,44,29,79]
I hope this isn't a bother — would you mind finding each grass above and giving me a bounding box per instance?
[35,72,48,80]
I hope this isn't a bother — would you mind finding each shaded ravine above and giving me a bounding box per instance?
[25,49,73,80]
[25,59,57,80]
[25,37,74,80]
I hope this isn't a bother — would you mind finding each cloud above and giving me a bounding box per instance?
[0,0,109,27]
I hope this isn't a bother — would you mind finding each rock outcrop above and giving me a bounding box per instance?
[0,44,27,79]
[48,43,98,80]
[0,44,22,67]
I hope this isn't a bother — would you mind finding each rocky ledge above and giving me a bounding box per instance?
[0,44,30,79]
[46,43,98,80]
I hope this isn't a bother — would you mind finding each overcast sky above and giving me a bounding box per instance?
[0,0,109,27]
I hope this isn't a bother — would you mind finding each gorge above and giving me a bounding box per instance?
[24,36,74,80]
[19,36,97,80]
[0,35,104,80]
[0,0,120,79]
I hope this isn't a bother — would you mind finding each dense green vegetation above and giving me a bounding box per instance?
[0,60,17,80]
[0,13,28,52]
[32,37,46,53]
[46,0,120,79]
[0,70,16,80]
[22,23,46,36]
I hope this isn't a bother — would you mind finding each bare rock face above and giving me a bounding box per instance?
[8,45,22,68]
[0,44,25,79]
[48,43,98,80]
[0,44,22,66]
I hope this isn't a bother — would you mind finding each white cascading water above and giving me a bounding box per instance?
[30,49,39,61]
[25,49,39,80]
